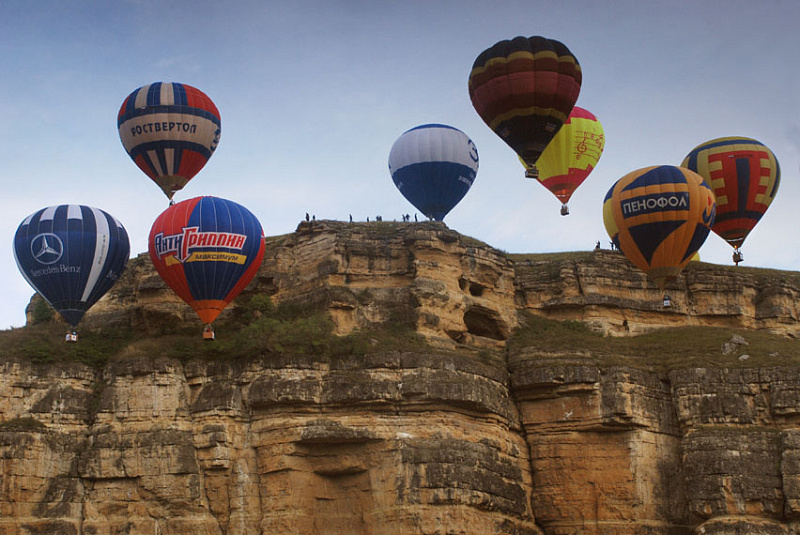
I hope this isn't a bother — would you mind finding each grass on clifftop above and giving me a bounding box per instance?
[3,288,799,371]
[0,323,136,368]
[506,251,596,263]
[509,313,800,371]
[0,294,429,366]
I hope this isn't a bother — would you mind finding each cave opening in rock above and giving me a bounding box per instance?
[458,277,485,297]
[469,283,484,297]
[463,306,507,340]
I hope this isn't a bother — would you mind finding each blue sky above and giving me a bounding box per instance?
[1,0,798,329]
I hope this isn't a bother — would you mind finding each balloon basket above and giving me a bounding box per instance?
[524,167,539,179]
[560,204,569,216]
[203,325,216,341]
[65,332,78,343]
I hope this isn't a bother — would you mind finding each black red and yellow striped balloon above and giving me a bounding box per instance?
[603,166,716,290]
[468,36,581,167]
[681,136,780,251]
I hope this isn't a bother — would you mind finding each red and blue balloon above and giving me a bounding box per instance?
[148,196,265,326]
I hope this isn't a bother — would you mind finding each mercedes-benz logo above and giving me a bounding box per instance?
[31,233,63,265]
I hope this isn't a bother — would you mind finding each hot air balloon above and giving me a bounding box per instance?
[118,82,221,200]
[388,124,479,221]
[681,136,780,265]
[14,205,130,335]
[520,106,604,215]
[149,196,265,337]
[603,166,716,295]
[468,36,581,175]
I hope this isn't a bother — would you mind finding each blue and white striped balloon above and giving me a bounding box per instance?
[13,205,130,327]
[388,124,479,221]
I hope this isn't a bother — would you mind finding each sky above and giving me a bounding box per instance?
[1,0,798,329]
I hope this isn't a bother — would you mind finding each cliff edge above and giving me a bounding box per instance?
[2,220,800,534]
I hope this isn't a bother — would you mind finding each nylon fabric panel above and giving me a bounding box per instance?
[192,300,229,324]
[388,125,479,171]
[391,162,474,221]
[681,222,712,263]
[602,189,619,248]
[628,220,685,265]
[149,82,164,106]
[149,197,200,307]
[14,208,60,317]
[225,236,265,307]
[81,207,110,302]
[54,205,92,325]
[78,209,130,313]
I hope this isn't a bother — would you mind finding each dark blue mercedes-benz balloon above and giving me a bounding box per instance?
[14,205,130,327]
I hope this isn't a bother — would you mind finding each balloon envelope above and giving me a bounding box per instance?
[118,82,221,199]
[521,106,604,207]
[388,124,479,221]
[14,205,130,327]
[603,166,716,289]
[468,36,581,167]
[681,136,780,250]
[149,196,265,325]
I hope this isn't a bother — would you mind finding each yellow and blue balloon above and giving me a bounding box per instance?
[603,166,716,290]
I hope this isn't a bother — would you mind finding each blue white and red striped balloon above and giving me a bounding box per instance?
[388,124,479,221]
[13,205,130,327]
[118,82,221,200]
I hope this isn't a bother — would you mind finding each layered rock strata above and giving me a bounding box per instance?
[3,221,800,534]
[75,220,800,343]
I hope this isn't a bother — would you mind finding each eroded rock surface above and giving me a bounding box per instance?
[5,221,800,534]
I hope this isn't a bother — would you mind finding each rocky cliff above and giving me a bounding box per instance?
[2,220,800,534]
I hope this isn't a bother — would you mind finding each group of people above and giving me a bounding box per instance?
[305,213,422,224]
[595,240,617,251]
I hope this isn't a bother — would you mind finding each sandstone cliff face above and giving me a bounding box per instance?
[4,221,800,534]
[514,249,800,338]
[0,353,536,534]
[76,220,800,342]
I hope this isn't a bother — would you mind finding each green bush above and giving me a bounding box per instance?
[30,297,54,324]
[0,417,45,431]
